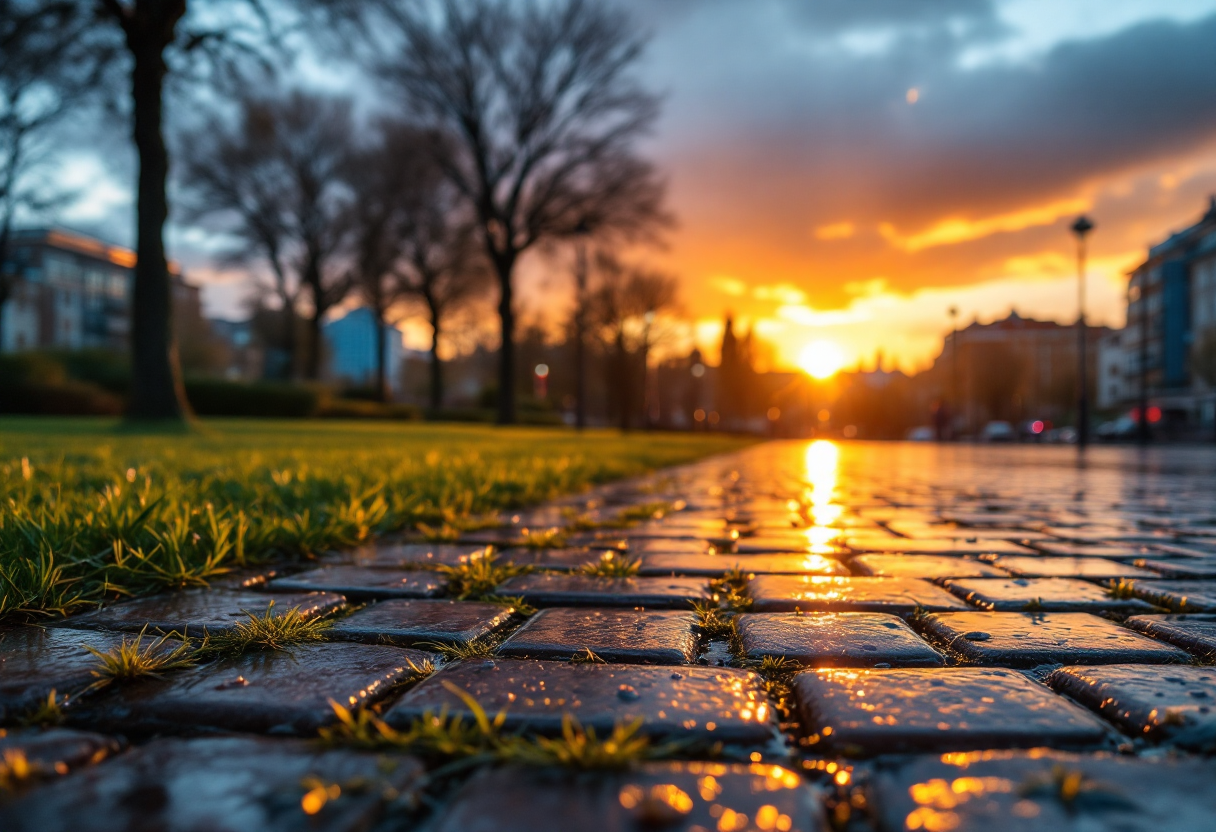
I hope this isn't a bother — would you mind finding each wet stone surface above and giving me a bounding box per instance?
[384,659,777,745]
[264,565,444,599]
[870,749,1216,832]
[496,608,699,664]
[61,589,346,635]
[11,442,1216,827]
[0,728,122,777]
[843,536,1035,556]
[430,762,825,832]
[494,573,710,608]
[733,534,841,554]
[749,575,970,613]
[1049,664,1216,750]
[73,643,434,736]
[942,577,1158,612]
[0,736,424,832]
[989,555,1161,579]
[623,537,716,555]
[849,554,1009,579]
[344,542,491,568]
[1127,579,1216,611]
[1124,613,1216,660]
[638,552,848,577]
[793,667,1113,755]
[328,599,515,647]
[0,628,184,719]
[1033,541,1157,558]
[503,548,621,571]
[919,612,1190,667]
[1132,556,1216,578]
[735,612,945,667]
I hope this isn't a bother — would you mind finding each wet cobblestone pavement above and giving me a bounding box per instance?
[4,440,1216,831]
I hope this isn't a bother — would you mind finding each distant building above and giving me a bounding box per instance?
[0,227,201,354]
[323,306,406,396]
[1096,329,1131,410]
[1124,197,1216,429]
[931,310,1109,433]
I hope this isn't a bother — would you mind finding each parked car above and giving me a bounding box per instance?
[1097,416,1138,440]
[979,421,1016,442]
[1044,427,1077,444]
[906,426,935,442]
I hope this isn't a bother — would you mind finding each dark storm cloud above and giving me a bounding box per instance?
[644,6,1216,247]
[881,15,1216,219]
[625,0,999,34]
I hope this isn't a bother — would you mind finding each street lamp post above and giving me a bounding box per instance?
[1071,215,1094,449]
[573,221,590,430]
[948,305,959,440]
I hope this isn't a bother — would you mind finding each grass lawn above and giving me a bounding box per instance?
[0,418,750,624]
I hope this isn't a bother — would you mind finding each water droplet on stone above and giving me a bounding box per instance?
[964,631,991,641]
[618,684,640,701]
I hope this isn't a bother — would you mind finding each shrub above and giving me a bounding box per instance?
[317,399,422,420]
[183,379,323,418]
[426,406,495,423]
[46,349,130,395]
[0,353,68,387]
[0,379,123,416]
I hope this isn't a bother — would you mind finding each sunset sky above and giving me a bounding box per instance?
[54,0,1216,374]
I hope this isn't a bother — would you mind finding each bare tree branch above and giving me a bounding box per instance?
[376,0,671,423]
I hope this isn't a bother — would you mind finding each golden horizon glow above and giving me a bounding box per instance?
[798,340,847,379]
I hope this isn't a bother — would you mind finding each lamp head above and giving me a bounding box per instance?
[1071,215,1094,237]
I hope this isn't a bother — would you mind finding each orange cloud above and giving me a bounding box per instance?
[753,283,808,304]
[710,275,748,296]
[814,221,855,240]
[878,196,1091,252]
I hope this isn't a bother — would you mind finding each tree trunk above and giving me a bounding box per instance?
[126,28,188,421]
[616,333,630,432]
[374,309,388,402]
[0,217,11,351]
[429,317,443,412]
[305,309,323,380]
[302,253,324,380]
[281,305,296,380]
[495,256,516,424]
[269,255,296,380]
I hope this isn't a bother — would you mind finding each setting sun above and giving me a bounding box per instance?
[798,340,846,379]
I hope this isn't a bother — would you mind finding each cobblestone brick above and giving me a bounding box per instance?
[1049,664,1216,749]
[919,611,1190,666]
[793,667,1112,754]
[735,612,944,667]
[496,608,698,664]
[384,659,777,745]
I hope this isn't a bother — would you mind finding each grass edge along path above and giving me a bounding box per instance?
[0,419,752,624]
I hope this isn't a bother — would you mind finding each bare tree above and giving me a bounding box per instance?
[587,254,680,431]
[51,0,352,420]
[395,168,491,411]
[341,121,429,402]
[181,91,355,380]
[0,1,102,348]
[180,101,301,378]
[377,0,671,423]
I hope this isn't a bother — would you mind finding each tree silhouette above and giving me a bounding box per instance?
[0,1,106,348]
[182,90,355,381]
[586,254,680,430]
[377,0,670,423]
